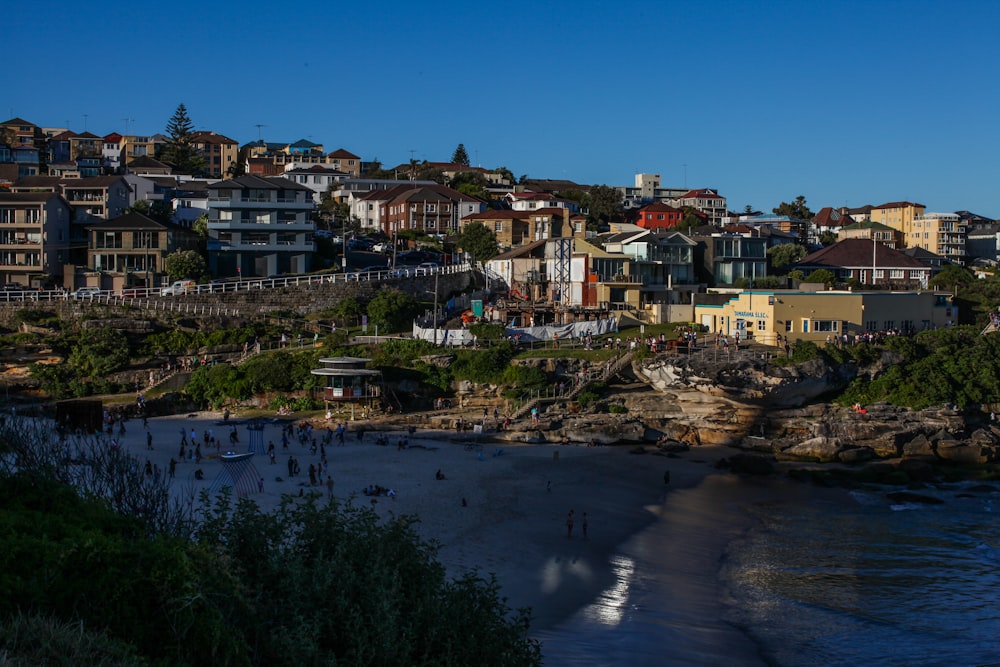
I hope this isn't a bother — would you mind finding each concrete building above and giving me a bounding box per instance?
[0,192,72,286]
[910,211,966,260]
[206,175,315,278]
[695,289,954,345]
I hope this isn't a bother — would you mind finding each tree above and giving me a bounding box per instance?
[493,166,515,185]
[192,214,209,237]
[929,263,974,292]
[772,195,814,220]
[451,143,470,166]
[366,288,419,332]
[362,158,393,180]
[126,199,173,224]
[819,230,838,246]
[163,249,207,281]
[450,171,488,200]
[743,205,757,215]
[768,243,808,271]
[803,268,836,286]
[457,221,499,263]
[585,184,623,230]
[158,103,206,175]
[70,327,130,378]
[226,160,245,178]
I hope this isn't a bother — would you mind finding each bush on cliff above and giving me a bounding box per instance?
[839,325,1000,409]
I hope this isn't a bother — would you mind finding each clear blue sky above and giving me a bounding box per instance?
[6,0,999,217]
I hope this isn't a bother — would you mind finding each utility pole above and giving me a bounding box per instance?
[433,271,440,346]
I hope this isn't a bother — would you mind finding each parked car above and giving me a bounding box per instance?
[119,286,146,298]
[0,283,25,301]
[72,286,102,299]
[415,262,440,275]
[160,279,196,296]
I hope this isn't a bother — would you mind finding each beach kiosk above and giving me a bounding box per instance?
[310,356,382,413]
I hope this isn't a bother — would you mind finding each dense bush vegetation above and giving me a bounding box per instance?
[0,454,540,665]
[838,326,1000,409]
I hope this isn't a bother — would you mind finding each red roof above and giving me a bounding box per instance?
[873,201,924,210]
[637,202,682,213]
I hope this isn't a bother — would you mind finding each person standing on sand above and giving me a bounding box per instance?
[566,510,574,539]
[582,512,588,540]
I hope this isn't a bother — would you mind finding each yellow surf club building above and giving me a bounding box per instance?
[694,289,955,345]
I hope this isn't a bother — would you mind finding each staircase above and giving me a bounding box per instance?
[511,351,635,419]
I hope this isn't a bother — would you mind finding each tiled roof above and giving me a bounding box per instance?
[0,192,64,203]
[0,117,35,127]
[327,148,359,159]
[50,130,77,140]
[637,202,683,213]
[84,211,172,230]
[797,239,926,269]
[813,207,854,228]
[191,131,237,145]
[128,156,171,169]
[840,220,893,231]
[208,175,312,191]
[873,201,924,210]
[103,132,122,142]
[77,131,100,139]
[489,238,548,260]
[462,210,528,221]
[678,188,722,199]
[290,139,321,149]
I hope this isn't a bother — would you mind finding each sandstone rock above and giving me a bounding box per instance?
[902,434,934,458]
[838,446,875,464]
[778,437,844,462]
[935,441,990,465]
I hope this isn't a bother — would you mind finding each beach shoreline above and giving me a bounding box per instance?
[94,410,739,654]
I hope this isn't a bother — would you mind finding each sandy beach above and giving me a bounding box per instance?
[113,410,733,640]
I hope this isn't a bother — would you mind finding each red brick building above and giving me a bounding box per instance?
[635,202,683,231]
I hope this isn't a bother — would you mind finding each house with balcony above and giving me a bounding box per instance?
[83,211,199,289]
[837,220,901,248]
[909,212,967,261]
[617,173,689,210]
[634,202,684,231]
[284,164,349,203]
[794,238,933,288]
[206,175,315,278]
[0,192,72,286]
[689,228,770,286]
[12,175,133,223]
[102,133,123,173]
[190,131,238,178]
[460,207,579,250]
[505,191,580,213]
[869,200,925,241]
[379,184,485,237]
[669,188,728,225]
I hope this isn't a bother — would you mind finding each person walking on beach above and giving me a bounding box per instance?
[146,431,153,450]
[582,512,588,540]
[566,510,575,539]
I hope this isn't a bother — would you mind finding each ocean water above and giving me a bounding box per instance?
[537,476,1000,667]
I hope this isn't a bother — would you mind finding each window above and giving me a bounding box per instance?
[909,270,923,279]
[785,320,793,333]
[813,320,840,332]
[494,222,503,233]
[0,209,13,223]
[874,269,884,279]
[884,320,895,330]
[425,204,436,213]
[865,320,877,331]
[889,269,904,279]
[756,320,766,332]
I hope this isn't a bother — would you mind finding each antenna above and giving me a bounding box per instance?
[255,124,267,142]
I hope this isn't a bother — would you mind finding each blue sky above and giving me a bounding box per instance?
[6,0,999,217]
